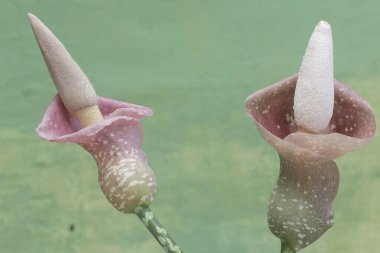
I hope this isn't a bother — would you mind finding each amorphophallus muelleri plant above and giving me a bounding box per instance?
[245,21,376,252]
[29,13,184,253]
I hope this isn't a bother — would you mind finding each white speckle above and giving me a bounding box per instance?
[129,180,146,187]
[299,205,304,210]
[277,207,284,211]
[145,211,154,220]
[159,227,167,235]
[119,202,126,209]
[157,236,166,244]
[125,158,137,162]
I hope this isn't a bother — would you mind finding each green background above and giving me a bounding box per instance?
[0,1,379,252]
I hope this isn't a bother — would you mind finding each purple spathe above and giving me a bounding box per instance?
[37,95,157,213]
[245,74,375,251]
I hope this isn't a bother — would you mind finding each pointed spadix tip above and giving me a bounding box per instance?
[317,20,331,31]
[28,13,98,114]
[27,13,42,31]
[27,13,35,22]
[27,13,54,43]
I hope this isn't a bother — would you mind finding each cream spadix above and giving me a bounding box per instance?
[28,13,103,127]
[294,21,334,133]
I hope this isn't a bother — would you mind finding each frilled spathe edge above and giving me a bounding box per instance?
[36,95,153,144]
[245,74,376,160]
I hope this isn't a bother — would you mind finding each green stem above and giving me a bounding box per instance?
[281,241,296,253]
[134,206,184,253]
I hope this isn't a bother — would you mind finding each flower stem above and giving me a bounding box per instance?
[281,241,296,253]
[134,206,184,253]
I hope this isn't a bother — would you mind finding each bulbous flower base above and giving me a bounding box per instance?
[268,152,338,251]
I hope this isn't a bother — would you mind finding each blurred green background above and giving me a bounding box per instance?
[0,1,379,252]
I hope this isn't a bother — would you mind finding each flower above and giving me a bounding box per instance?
[244,74,375,250]
[37,95,157,213]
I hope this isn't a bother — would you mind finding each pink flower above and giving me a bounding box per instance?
[245,74,375,250]
[37,95,157,213]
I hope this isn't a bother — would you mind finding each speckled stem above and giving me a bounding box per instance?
[134,206,184,253]
[281,241,296,253]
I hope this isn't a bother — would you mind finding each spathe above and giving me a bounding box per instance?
[37,95,156,213]
[245,74,375,250]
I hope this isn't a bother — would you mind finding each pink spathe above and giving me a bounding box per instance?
[245,74,375,251]
[37,95,157,213]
